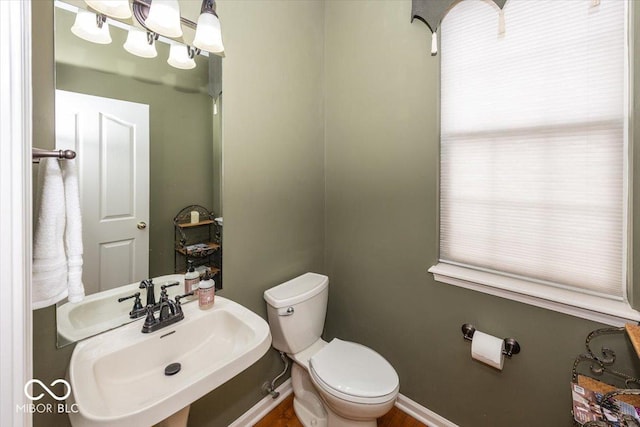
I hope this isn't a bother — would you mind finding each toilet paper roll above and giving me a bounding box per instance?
[471,331,505,370]
[190,211,199,224]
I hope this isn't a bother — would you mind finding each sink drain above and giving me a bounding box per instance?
[164,362,181,376]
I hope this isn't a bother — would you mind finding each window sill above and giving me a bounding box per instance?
[428,263,640,327]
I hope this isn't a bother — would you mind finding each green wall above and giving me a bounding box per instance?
[32,1,640,427]
[55,63,214,279]
[188,0,326,424]
[324,1,640,426]
[56,64,214,277]
[54,7,215,279]
[32,0,325,426]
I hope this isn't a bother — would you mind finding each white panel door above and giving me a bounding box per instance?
[55,90,149,294]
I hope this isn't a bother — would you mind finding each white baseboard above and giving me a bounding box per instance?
[229,380,457,427]
[395,393,459,427]
[227,379,294,427]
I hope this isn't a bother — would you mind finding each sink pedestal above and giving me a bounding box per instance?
[154,406,190,427]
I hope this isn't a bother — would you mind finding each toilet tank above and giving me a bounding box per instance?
[263,273,329,355]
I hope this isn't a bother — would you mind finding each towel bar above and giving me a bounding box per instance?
[32,148,76,163]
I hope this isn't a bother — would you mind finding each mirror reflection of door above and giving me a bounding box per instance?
[52,2,221,347]
[55,90,150,294]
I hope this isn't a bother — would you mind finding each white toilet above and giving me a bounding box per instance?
[264,272,399,427]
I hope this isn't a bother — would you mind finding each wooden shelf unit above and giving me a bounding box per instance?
[174,205,222,290]
[176,219,215,229]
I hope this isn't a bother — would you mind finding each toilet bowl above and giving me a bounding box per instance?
[264,273,399,427]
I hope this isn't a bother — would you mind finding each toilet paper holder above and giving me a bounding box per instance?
[461,323,521,358]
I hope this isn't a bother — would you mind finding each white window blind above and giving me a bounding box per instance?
[439,0,627,299]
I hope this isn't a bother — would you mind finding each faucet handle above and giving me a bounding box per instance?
[160,282,180,299]
[118,292,145,317]
[174,292,193,316]
[117,291,140,303]
[161,281,180,291]
[175,291,194,306]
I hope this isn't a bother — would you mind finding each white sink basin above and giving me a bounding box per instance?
[67,297,272,427]
[57,274,185,343]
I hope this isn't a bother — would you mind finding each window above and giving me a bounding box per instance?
[429,0,632,325]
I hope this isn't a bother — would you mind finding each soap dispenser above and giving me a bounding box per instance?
[198,272,215,310]
[184,260,200,295]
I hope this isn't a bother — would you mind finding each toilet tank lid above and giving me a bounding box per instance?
[264,273,328,308]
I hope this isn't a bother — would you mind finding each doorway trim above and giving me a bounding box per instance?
[0,1,33,426]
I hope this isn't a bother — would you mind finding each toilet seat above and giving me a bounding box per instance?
[309,338,399,405]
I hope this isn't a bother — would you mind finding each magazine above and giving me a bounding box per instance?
[184,243,212,256]
[572,382,640,426]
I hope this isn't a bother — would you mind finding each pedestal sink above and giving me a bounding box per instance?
[67,297,272,427]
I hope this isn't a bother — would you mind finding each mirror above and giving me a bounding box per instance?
[52,1,223,347]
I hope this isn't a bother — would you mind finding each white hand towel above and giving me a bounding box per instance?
[32,159,68,309]
[61,160,84,303]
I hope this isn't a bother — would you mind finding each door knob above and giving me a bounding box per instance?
[137,221,147,230]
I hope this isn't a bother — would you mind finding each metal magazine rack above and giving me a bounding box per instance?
[572,326,640,427]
